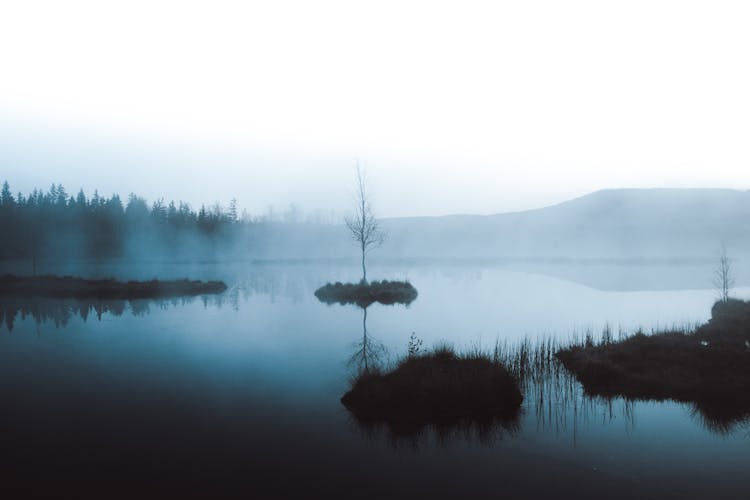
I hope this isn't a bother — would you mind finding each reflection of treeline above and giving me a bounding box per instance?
[0,181,344,262]
[0,295,227,332]
[0,275,227,299]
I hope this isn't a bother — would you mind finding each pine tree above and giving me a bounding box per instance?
[1,181,14,207]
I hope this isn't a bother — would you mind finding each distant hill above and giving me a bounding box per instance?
[377,189,750,260]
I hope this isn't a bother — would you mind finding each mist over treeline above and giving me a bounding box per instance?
[3,181,749,267]
[0,181,345,264]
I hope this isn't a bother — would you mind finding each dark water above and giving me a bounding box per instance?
[1,262,749,498]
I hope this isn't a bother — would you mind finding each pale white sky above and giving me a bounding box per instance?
[1,0,749,217]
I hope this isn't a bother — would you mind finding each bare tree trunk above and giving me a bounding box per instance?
[361,242,366,283]
[344,164,384,284]
[361,191,367,283]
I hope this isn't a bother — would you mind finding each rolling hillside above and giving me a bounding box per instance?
[378,189,750,260]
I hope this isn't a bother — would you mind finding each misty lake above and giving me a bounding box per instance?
[2,260,749,498]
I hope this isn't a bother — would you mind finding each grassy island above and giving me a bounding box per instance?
[341,346,523,434]
[314,280,417,307]
[0,274,228,299]
[556,298,750,427]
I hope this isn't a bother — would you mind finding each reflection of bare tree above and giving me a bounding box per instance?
[348,306,386,374]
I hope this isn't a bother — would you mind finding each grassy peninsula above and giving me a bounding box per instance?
[556,298,750,426]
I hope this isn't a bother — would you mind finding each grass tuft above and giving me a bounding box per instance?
[341,344,522,436]
[314,280,417,307]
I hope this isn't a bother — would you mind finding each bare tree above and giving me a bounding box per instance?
[713,244,734,303]
[345,165,385,283]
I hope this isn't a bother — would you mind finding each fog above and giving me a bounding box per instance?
[3,179,750,300]
[2,1,750,219]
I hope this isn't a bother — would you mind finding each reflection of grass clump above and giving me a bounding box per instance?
[341,344,522,435]
[556,299,750,430]
[0,274,228,299]
[314,280,417,307]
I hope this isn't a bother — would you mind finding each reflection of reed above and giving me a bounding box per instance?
[507,333,750,438]
[0,294,229,332]
[496,336,637,444]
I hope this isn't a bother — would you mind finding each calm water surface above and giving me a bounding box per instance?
[1,262,749,498]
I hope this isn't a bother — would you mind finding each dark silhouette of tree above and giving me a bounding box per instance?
[1,181,13,207]
[228,198,238,222]
[0,181,252,263]
[0,180,339,265]
[344,166,385,283]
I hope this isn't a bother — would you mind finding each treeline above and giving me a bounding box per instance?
[0,181,344,265]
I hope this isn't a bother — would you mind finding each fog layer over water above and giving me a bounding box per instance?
[4,184,750,266]
[1,261,749,497]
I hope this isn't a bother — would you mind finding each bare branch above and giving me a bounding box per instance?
[713,244,734,303]
[344,163,385,282]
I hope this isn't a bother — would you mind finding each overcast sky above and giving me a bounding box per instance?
[1,0,749,217]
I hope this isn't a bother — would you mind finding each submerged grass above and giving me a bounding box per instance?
[556,298,750,429]
[0,274,228,299]
[315,280,418,307]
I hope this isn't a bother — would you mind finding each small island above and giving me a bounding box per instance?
[315,167,419,308]
[556,298,750,426]
[0,274,228,299]
[314,280,418,307]
[341,345,523,433]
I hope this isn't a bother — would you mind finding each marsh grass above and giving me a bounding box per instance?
[314,280,417,307]
[556,299,750,430]
[341,342,522,441]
